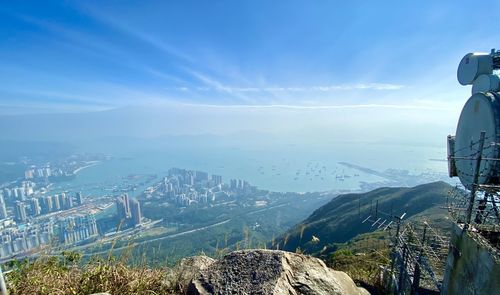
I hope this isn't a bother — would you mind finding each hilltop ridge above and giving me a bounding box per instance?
[275,181,452,255]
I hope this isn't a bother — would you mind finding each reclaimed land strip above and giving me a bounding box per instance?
[338,162,392,180]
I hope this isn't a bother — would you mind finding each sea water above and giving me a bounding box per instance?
[50,142,448,197]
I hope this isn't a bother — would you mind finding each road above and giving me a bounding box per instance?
[82,201,297,255]
[82,219,231,256]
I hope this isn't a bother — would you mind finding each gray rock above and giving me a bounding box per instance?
[166,255,215,291]
[187,249,369,295]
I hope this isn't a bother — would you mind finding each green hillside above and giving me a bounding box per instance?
[275,181,453,255]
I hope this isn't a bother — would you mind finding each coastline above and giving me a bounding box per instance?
[73,161,101,174]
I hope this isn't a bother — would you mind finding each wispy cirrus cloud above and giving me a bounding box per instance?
[179,103,445,111]
[70,4,408,107]
[312,83,404,91]
[15,14,188,86]
[183,69,259,104]
[76,4,194,63]
[7,5,407,111]
[186,83,404,93]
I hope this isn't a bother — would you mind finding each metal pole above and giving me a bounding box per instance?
[390,217,401,275]
[411,224,427,295]
[398,245,407,292]
[0,264,8,295]
[464,131,486,230]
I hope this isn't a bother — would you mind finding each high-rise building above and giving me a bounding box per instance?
[166,182,174,192]
[12,237,26,253]
[129,198,142,226]
[0,201,7,219]
[58,214,98,245]
[184,173,194,186]
[212,175,223,185]
[30,198,41,216]
[24,169,34,179]
[195,171,209,182]
[115,194,131,220]
[43,167,51,178]
[36,169,44,178]
[87,214,98,236]
[115,195,141,226]
[67,195,73,208]
[14,202,27,222]
[26,234,39,249]
[59,193,66,209]
[115,197,126,220]
[42,196,53,213]
[76,192,83,206]
[230,179,238,190]
[123,193,131,218]
[16,187,26,201]
[12,188,18,199]
[52,194,60,211]
[3,189,11,201]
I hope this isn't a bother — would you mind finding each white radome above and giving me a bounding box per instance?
[457,53,493,86]
[472,74,500,94]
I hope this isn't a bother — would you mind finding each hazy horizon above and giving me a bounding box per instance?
[1,0,492,174]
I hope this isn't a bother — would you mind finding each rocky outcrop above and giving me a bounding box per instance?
[187,249,369,295]
[166,255,216,291]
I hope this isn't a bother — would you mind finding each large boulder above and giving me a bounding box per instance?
[187,249,369,295]
[166,255,216,291]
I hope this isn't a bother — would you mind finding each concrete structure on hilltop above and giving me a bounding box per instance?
[441,224,500,294]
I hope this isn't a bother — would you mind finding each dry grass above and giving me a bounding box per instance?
[6,253,185,295]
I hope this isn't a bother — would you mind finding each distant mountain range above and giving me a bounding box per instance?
[0,104,449,149]
[274,181,452,255]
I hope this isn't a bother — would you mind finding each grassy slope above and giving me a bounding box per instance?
[284,181,455,290]
[275,181,453,255]
[6,254,182,295]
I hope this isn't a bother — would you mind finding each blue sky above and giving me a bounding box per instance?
[0,0,499,115]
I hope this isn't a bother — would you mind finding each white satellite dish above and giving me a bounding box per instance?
[457,53,493,86]
[453,92,500,187]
